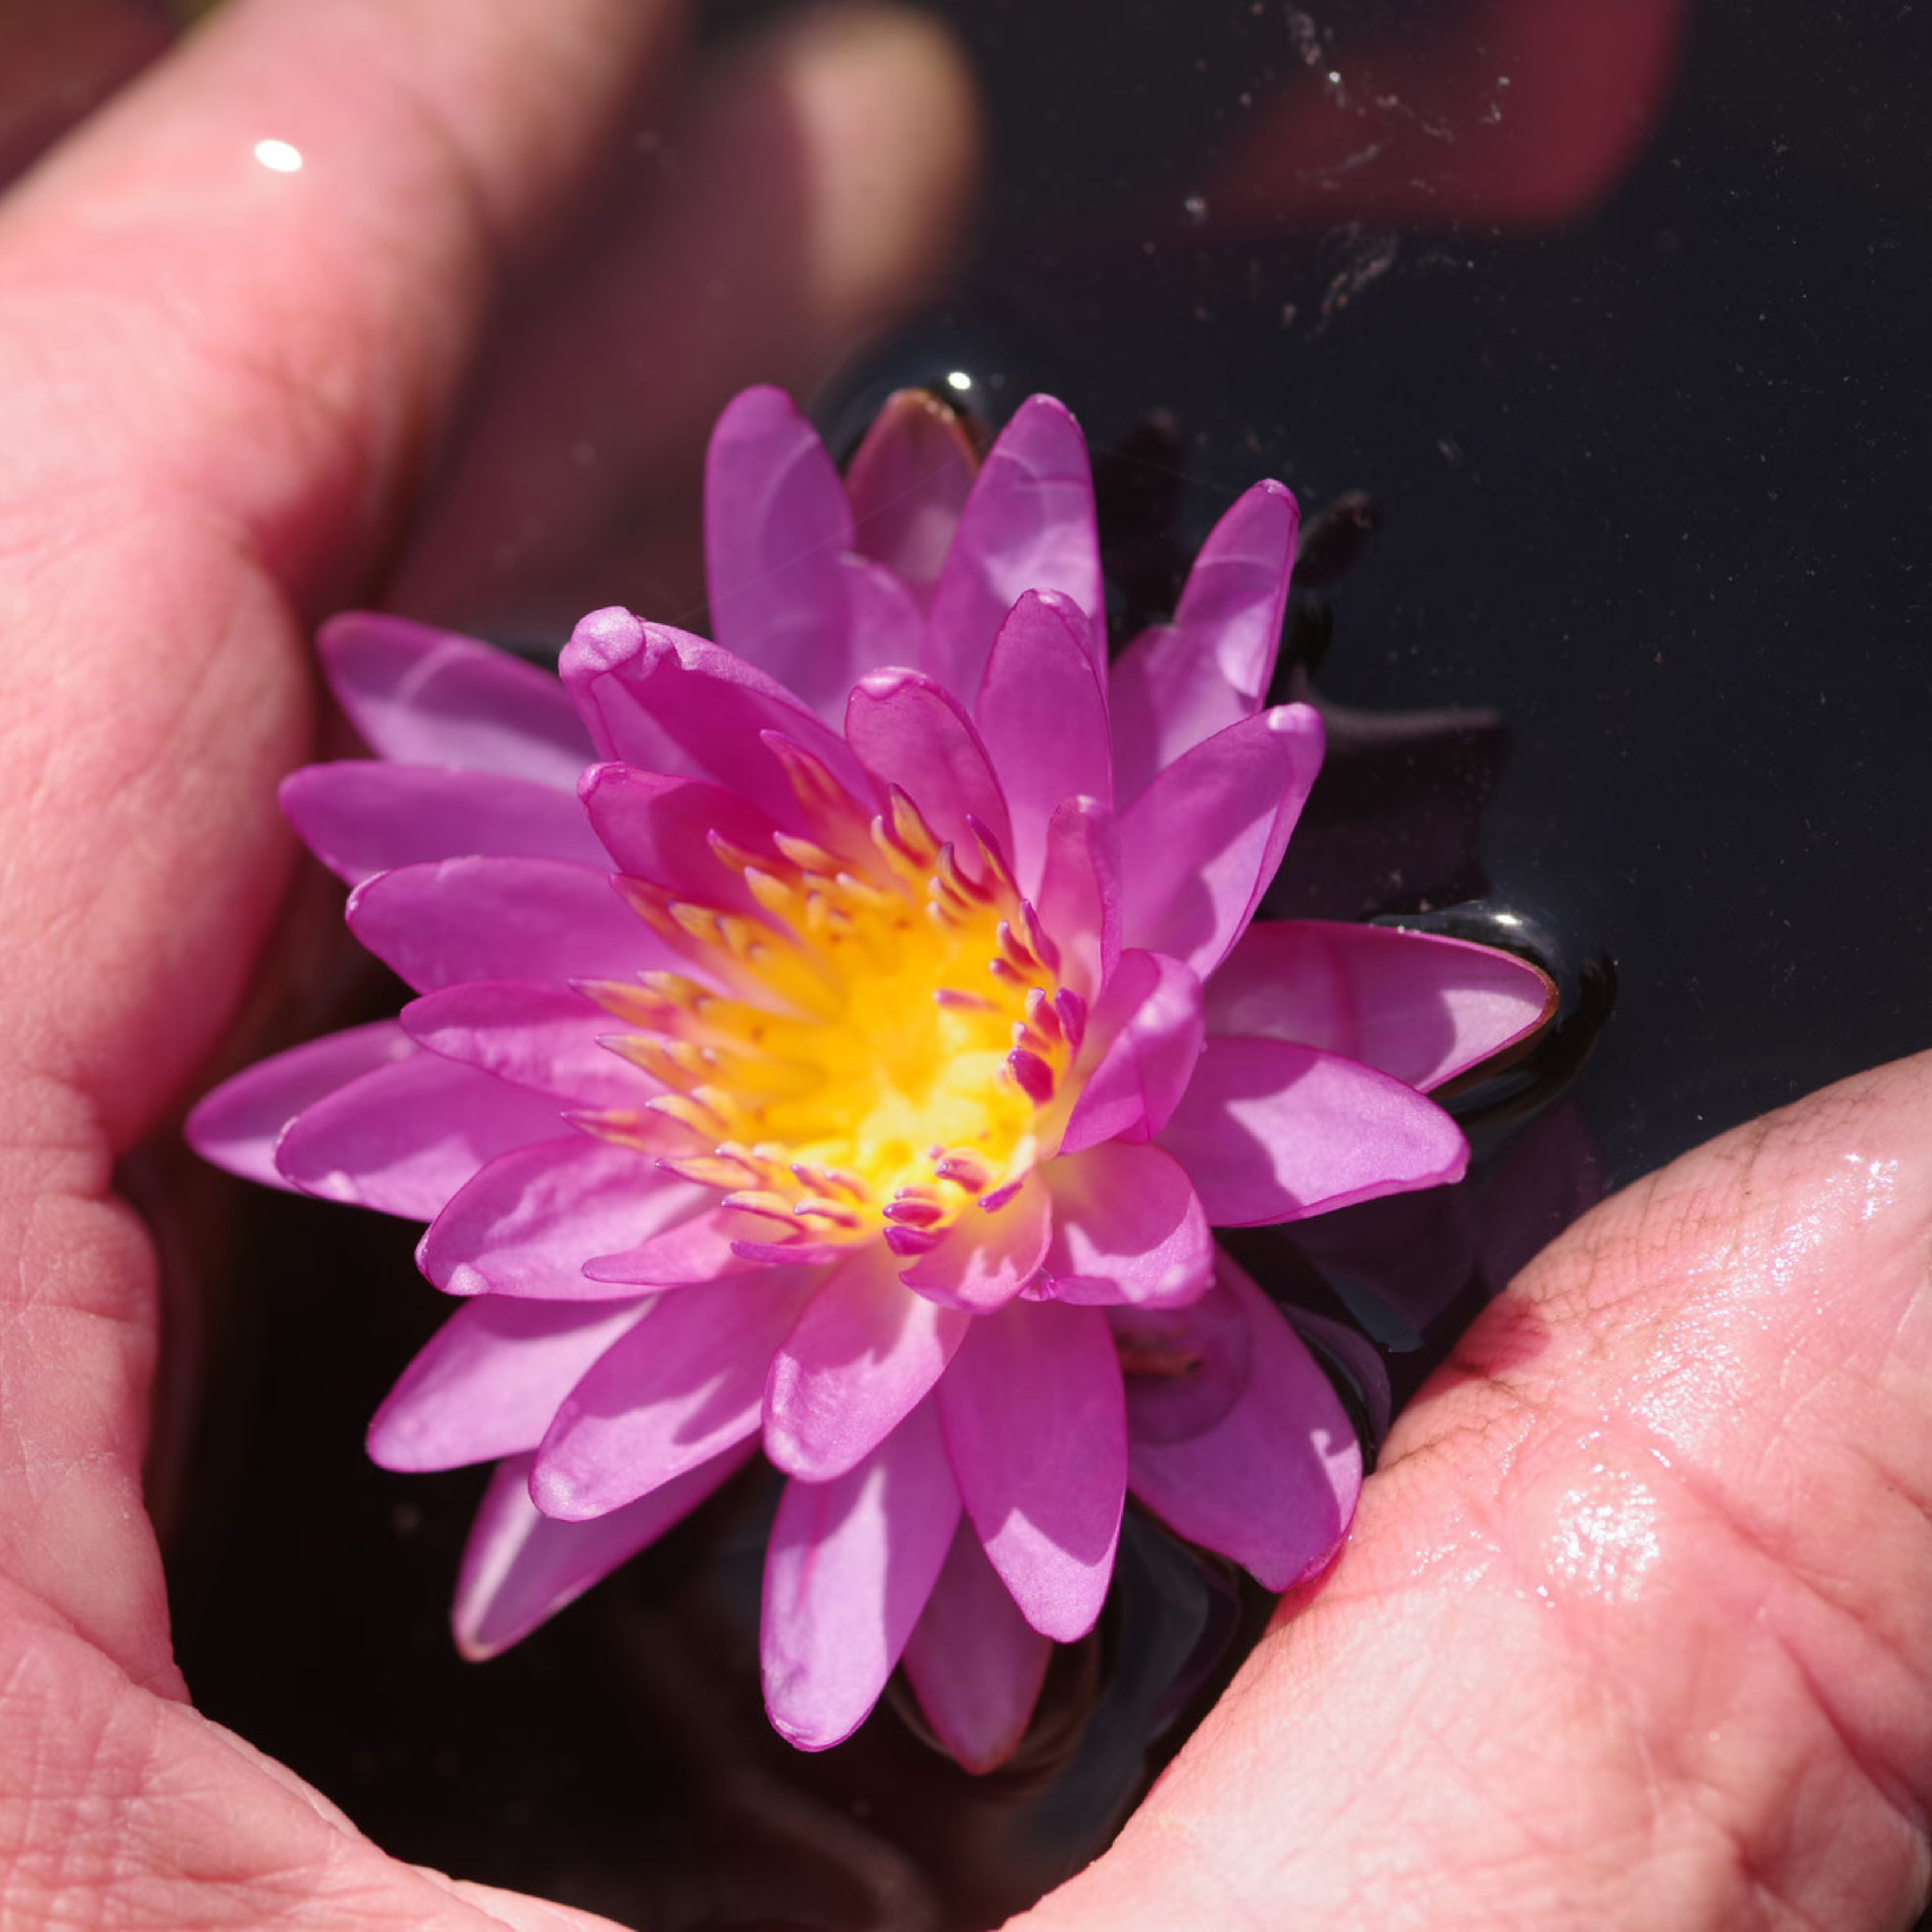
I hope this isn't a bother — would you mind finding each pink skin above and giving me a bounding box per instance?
[2,13,1928,1932]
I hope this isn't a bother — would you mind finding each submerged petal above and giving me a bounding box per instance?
[1160,1036,1468,1224]
[902,1518,1053,1775]
[765,1243,969,1481]
[1205,920,1556,1092]
[319,613,590,790]
[937,1299,1126,1641]
[454,1443,757,1660]
[762,1398,960,1752]
[368,1295,650,1472]
[1127,1257,1362,1591]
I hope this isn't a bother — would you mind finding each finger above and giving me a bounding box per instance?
[0,0,685,1689]
[1016,1050,1932,1929]
[389,3,981,641]
[0,0,171,189]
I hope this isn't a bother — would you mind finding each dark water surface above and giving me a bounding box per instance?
[159,2,1929,1926]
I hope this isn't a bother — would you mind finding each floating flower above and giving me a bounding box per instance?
[190,386,1552,1768]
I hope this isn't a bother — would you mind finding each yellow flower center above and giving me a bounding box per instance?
[586,760,1081,1249]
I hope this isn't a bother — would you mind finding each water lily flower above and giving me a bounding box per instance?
[190,386,1553,1769]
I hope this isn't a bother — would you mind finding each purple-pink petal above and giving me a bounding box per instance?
[974,590,1113,891]
[560,610,864,827]
[1108,480,1299,802]
[1117,704,1325,980]
[319,613,591,791]
[843,388,978,603]
[186,1021,415,1190]
[417,1136,704,1300]
[702,386,920,718]
[937,1299,1126,1642]
[925,395,1104,696]
[368,1295,650,1472]
[532,1268,816,1520]
[843,669,1014,863]
[578,762,785,915]
[582,1202,783,1287]
[902,1518,1052,1775]
[346,855,659,993]
[1159,1036,1469,1225]
[1058,950,1204,1154]
[401,981,645,1108]
[1127,1257,1362,1592]
[272,1053,564,1218]
[1036,796,1121,1001]
[765,1243,969,1481]
[453,1443,757,1660]
[762,1397,961,1752]
[1204,919,1556,1092]
[279,761,600,885]
[898,1172,1052,1312]
[1040,1143,1213,1307]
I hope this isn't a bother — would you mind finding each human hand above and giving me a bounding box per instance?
[0,1,973,1923]
[1016,1049,1932,1931]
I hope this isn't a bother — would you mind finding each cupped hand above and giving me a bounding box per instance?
[2,7,1929,1931]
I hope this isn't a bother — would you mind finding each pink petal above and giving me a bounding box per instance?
[702,386,921,717]
[762,1398,960,1751]
[273,1053,564,1218]
[1204,920,1556,1092]
[319,613,590,790]
[279,761,600,885]
[1128,1256,1362,1591]
[453,1443,757,1660]
[1036,796,1121,1001]
[1108,1278,1254,1445]
[937,1299,1126,1641]
[1108,481,1299,801]
[418,1136,708,1299]
[1041,1143,1212,1307]
[1059,950,1204,1154]
[560,609,865,828]
[926,396,1104,696]
[765,1243,969,1480]
[974,590,1113,892]
[844,388,978,603]
[1159,1037,1468,1225]
[843,669,1013,864]
[186,1021,414,1190]
[346,856,659,992]
[531,1269,816,1519]
[898,1172,1052,1312]
[901,1518,1052,1773]
[578,762,783,914]
[582,1202,787,1287]
[401,981,645,1108]
[367,1295,650,1471]
[1118,704,1325,979]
